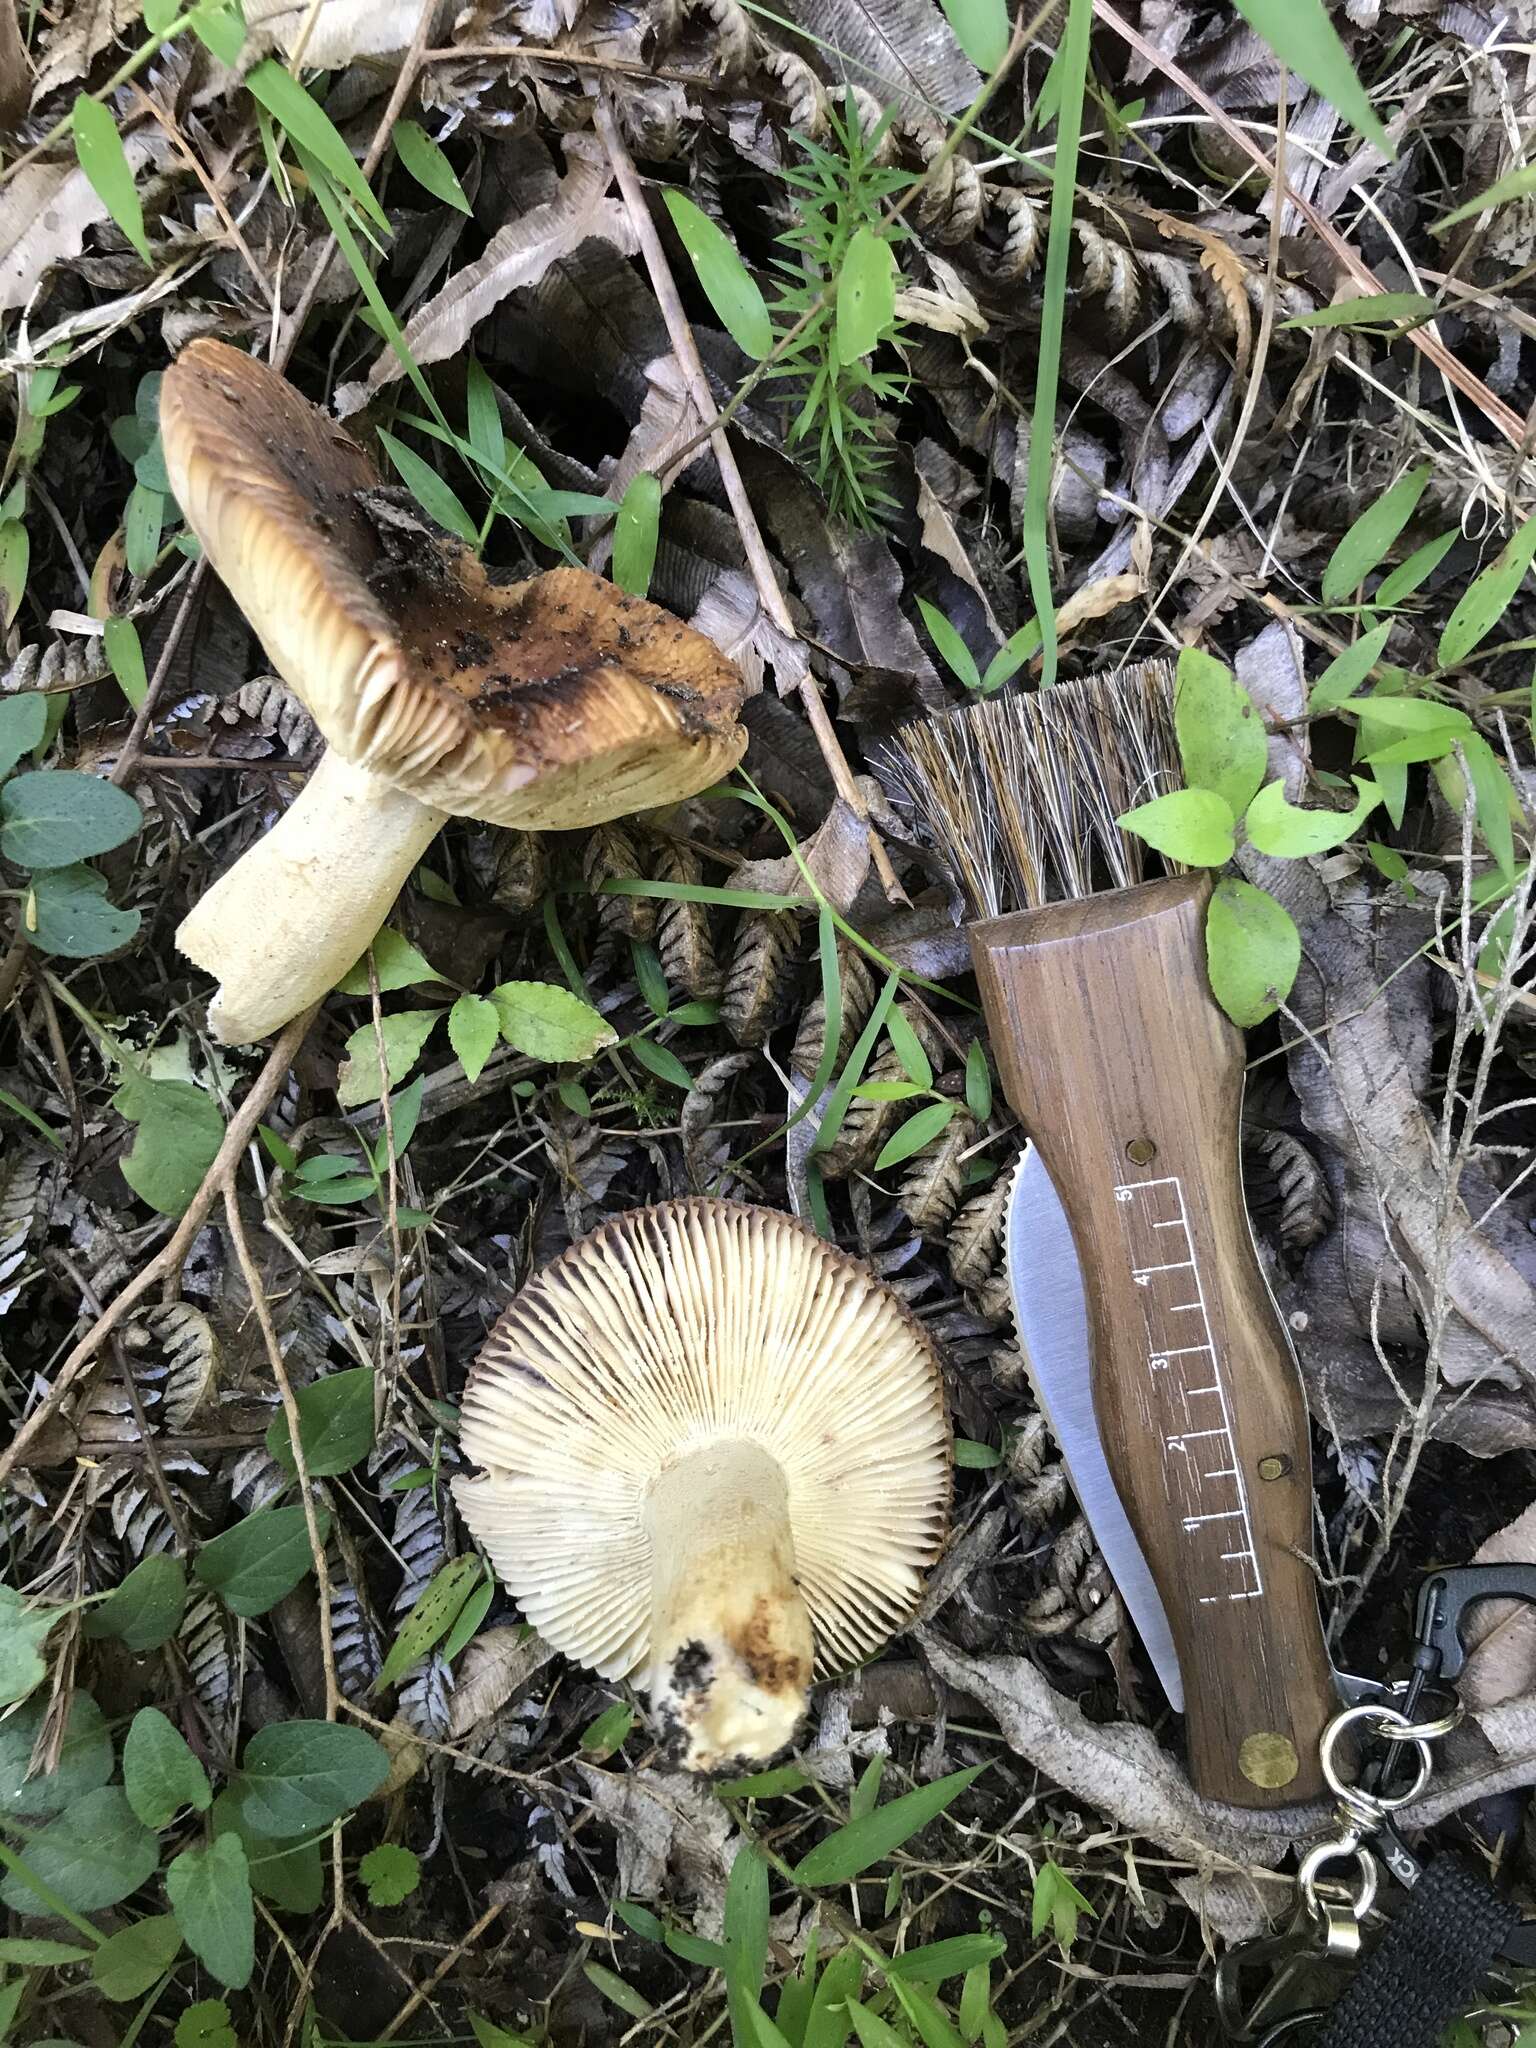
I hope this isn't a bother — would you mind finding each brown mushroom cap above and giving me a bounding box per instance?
[454,1199,951,1694]
[160,340,748,827]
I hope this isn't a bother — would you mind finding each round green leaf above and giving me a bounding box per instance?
[0,1692,111,1821]
[85,1553,187,1653]
[836,227,896,365]
[0,1786,158,1916]
[490,981,615,1062]
[237,1720,390,1836]
[211,1788,324,1915]
[1243,776,1380,858]
[0,1586,57,1708]
[0,771,141,869]
[359,1843,421,1906]
[661,190,771,360]
[91,1914,183,2002]
[1204,878,1301,1028]
[29,863,141,959]
[1173,649,1267,817]
[123,1706,212,1828]
[176,1998,237,2048]
[194,1504,332,1619]
[113,1076,225,1216]
[335,1009,440,1108]
[265,1367,377,1478]
[166,1833,254,1989]
[1116,787,1236,867]
[0,693,46,779]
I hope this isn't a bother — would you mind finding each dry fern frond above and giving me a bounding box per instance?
[1005,1409,1068,1521]
[653,841,723,1001]
[123,1303,220,1431]
[906,111,982,242]
[899,1108,977,1236]
[948,1158,1015,1293]
[1141,251,1201,329]
[584,823,655,942]
[760,46,829,136]
[1076,219,1140,329]
[681,1050,758,1195]
[980,185,1041,280]
[1024,1514,1120,1646]
[721,908,801,1046]
[790,939,878,1078]
[488,831,550,914]
[1245,1125,1334,1252]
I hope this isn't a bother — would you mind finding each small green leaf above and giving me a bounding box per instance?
[266,1367,376,1478]
[630,1033,693,1091]
[377,430,479,545]
[875,1100,956,1172]
[30,863,140,959]
[580,1702,635,1758]
[336,928,445,995]
[963,1040,992,1121]
[886,1933,1007,1984]
[1444,733,1518,881]
[585,1963,653,2019]
[1308,621,1395,713]
[725,1840,770,2037]
[210,1788,323,1915]
[885,1006,933,1088]
[0,520,28,629]
[72,97,151,264]
[0,693,45,778]
[375,1555,482,1692]
[836,228,896,365]
[714,1765,810,1799]
[1117,787,1236,866]
[1030,1859,1094,1949]
[91,1914,183,2001]
[166,1833,254,1989]
[176,1998,238,2048]
[854,1079,928,1102]
[1174,648,1267,816]
[465,359,505,471]
[1285,291,1431,328]
[336,1009,441,1108]
[491,980,616,1062]
[113,1075,224,1216]
[791,1765,985,1887]
[0,770,141,869]
[917,598,981,692]
[953,1438,1001,1469]
[245,61,390,232]
[0,1786,158,1915]
[237,1720,390,1836]
[0,1587,58,1708]
[937,0,1007,70]
[0,1692,111,1819]
[441,1573,493,1662]
[1204,878,1301,1028]
[103,614,148,709]
[1435,158,1536,233]
[85,1554,186,1652]
[0,1936,95,1964]
[1321,466,1431,605]
[393,118,471,212]
[662,190,771,359]
[1375,531,1458,607]
[189,0,245,65]
[124,482,166,578]
[614,472,661,598]
[1243,775,1379,857]
[1439,513,1536,666]
[194,1505,332,1619]
[448,993,499,1084]
[358,1843,421,1906]
[123,1706,212,1828]
[632,938,670,1019]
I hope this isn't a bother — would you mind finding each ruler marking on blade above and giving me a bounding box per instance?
[1113,1172,1266,1606]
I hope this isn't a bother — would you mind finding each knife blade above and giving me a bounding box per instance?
[1006,1143,1184,1711]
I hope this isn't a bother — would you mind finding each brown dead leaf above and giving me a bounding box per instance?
[447,1626,559,1737]
[241,0,429,64]
[0,147,150,314]
[1053,571,1144,643]
[732,796,871,913]
[0,0,27,130]
[1455,1501,1536,1714]
[689,570,807,697]
[338,135,638,410]
[31,0,134,99]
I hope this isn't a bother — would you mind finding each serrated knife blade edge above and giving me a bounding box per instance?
[1005,1144,1185,1712]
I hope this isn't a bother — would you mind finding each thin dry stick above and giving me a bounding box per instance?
[0,1005,319,1488]
[223,1184,339,1717]
[378,1896,509,2042]
[591,94,907,905]
[1093,0,1528,456]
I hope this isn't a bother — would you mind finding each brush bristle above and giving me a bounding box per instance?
[880,663,1179,918]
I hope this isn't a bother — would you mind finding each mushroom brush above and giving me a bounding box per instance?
[159,341,748,1045]
[453,1199,951,1772]
[882,668,1336,1808]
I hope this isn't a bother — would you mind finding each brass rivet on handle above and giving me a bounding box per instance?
[1125,1136,1157,1165]
[1257,1453,1293,1482]
[1239,1731,1300,1788]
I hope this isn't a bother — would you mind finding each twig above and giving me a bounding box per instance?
[0,1006,319,1488]
[592,95,906,904]
[378,1896,509,2041]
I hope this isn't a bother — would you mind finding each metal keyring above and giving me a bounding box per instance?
[1297,1839,1379,1924]
[1320,1704,1434,1811]
[1374,1699,1465,1743]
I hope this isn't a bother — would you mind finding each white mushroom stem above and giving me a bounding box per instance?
[177,750,448,1045]
[645,1440,815,1770]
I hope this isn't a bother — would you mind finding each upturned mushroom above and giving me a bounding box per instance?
[160,341,748,1045]
[454,1199,950,1771]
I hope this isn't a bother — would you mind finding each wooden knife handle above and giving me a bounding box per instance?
[971,871,1333,1806]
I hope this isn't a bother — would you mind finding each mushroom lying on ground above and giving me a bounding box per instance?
[454,1199,951,1770]
[160,340,748,1045]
